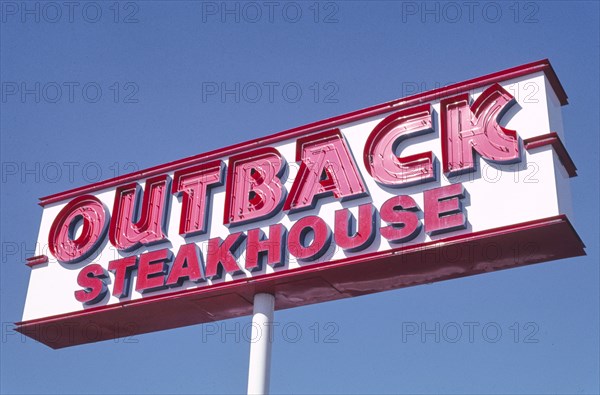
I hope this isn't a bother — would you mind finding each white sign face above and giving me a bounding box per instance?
[18,60,585,348]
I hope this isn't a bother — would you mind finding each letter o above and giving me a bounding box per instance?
[287,215,331,261]
[48,195,109,263]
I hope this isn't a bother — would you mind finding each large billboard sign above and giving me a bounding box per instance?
[17,60,585,348]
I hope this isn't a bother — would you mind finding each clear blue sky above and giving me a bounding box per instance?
[1,1,598,394]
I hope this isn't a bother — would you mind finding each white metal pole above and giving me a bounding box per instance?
[247,293,275,395]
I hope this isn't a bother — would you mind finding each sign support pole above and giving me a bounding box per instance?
[247,293,275,395]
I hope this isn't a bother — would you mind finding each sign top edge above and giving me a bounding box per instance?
[38,58,566,207]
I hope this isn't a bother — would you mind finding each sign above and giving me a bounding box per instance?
[17,59,585,348]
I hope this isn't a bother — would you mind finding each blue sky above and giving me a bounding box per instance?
[1,1,598,394]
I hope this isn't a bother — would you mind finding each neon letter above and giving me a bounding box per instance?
[334,203,376,252]
[165,243,205,287]
[173,161,224,236]
[205,233,246,279]
[74,264,109,305]
[287,216,332,261]
[224,148,286,226]
[108,256,138,298]
[48,195,108,263]
[441,83,519,175]
[285,129,367,213]
[424,183,467,235]
[245,224,286,271]
[109,175,170,251]
[364,104,435,187]
[380,195,422,243]
[136,249,172,294]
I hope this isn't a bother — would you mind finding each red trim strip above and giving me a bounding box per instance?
[524,132,577,177]
[25,255,48,268]
[16,215,585,348]
[541,61,568,106]
[39,59,568,207]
